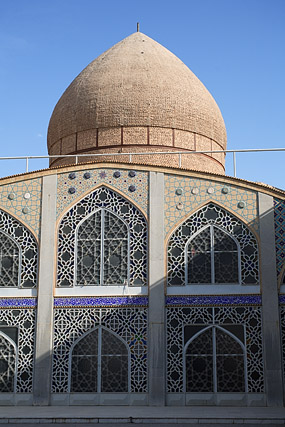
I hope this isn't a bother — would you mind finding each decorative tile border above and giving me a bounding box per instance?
[166,295,262,306]
[57,168,148,217]
[0,178,42,237]
[274,198,285,280]
[54,296,148,308]
[165,175,258,235]
[0,297,37,308]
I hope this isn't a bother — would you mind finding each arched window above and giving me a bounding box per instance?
[76,209,129,286]
[184,326,246,393]
[186,225,239,284]
[70,327,129,393]
[0,230,20,287]
[0,209,38,288]
[0,331,17,392]
[167,203,259,286]
[57,186,147,287]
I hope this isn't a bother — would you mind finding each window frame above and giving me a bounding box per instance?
[75,208,130,286]
[185,224,241,285]
[68,325,131,393]
[0,330,18,393]
[0,229,21,288]
[183,325,248,393]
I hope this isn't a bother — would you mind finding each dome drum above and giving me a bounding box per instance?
[49,126,225,174]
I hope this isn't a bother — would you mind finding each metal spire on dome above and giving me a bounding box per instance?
[137,22,139,32]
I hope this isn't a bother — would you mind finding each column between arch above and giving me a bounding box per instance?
[148,172,166,405]
[34,174,57,405]
[258,192,283,406]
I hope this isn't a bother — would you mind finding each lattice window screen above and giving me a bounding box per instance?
[168,203,259,286]
[70,327,129,392]
[57,187,147,287]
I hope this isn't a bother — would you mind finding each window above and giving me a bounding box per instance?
[0,231,20,287]
[0,331,17,392]
[57,186,147,287]
[184,326,246,393]
[76,209,128,286]
[186,225,239,284]
[167,203,259,286]
[0,209,38,288]
[70,327,129,393]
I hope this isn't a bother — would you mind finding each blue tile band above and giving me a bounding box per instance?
[0,297,37,308]
[166,295,261,306]
[54,296,149,308]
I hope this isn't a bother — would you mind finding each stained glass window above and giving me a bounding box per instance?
[187,225,239,284]
[185,326,245,392]
[76,209,128,286]
[70,327,129,393]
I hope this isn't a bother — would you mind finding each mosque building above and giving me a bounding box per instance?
[0,31,284,407]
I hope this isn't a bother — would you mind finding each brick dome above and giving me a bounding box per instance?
[47,32,227,173]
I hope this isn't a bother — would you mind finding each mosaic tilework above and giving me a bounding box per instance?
[54,296,148,308]
[279,295,285,305]
[53,306,148,393]
[57,168,148,217]
[166,295,261,306]
[0,298,37,308]
[274,199,285,281]
[165,175,258,236]
[0,178,41,237]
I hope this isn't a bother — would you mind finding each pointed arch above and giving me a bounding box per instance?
[0,331,17,392]
[57,186,147,287]
[0,209,38,288]
[167,202,259,286]
[184,325,246,393]
[68,326,130,393]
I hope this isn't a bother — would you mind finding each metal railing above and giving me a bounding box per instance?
[0,148,284,178]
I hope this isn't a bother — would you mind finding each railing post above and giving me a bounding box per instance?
[233,152,236,177]
[26,157,29,173]
[75,156,78,165]
[129,154,132,163]
[178,153,182,168]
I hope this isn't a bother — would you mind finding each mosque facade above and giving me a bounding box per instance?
[0,32,284,407]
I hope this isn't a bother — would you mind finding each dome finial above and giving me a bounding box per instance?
[137,22,140,32]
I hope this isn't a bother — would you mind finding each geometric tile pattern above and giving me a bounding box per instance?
[57,186,147,287]
[0,209,38,288]
[52,306,148,393]
[167,203,259,286]
[166,305,264,393]
[0,308,35,392]
[165,175,258,236]
[274,198,285,281]
[57,168,148,217]
[0,178,42,237]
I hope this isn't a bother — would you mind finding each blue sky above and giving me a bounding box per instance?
[0,0,284,188]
